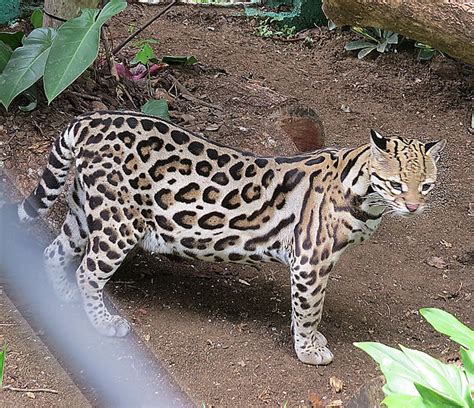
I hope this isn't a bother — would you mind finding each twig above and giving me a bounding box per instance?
[118,84,138,110]
[3,385,59,394]
[112,1,178,56]
[66,90,102,102]
[270,36,305,43]
[101,26,114,75]
[166,74,223,111]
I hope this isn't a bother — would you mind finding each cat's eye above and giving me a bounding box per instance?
[389,181,402,191]
[421,183,433,192]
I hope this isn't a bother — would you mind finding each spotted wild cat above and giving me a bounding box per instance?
[11,111,445,365]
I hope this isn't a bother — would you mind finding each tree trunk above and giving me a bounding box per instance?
[322,0,474,65]
[43,0,100,28]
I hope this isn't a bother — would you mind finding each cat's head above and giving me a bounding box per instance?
[368,130,446,216]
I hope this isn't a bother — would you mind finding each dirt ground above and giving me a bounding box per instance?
[0,3,473,407]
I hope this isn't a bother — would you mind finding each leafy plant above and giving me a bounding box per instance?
[345,27,399,59]
[355,308,474,408]
[0,0,127,110]
[131,42,158,66]
[0,32,24,50]
[31,8,44,29]
[415,42,439,61]
[0,42,12,73]
[141,98,170,121]
[255,18,296,39]
[0,28,57,109]
[327,20,337,31]
[0,344,6,387]
[44,0,126,103]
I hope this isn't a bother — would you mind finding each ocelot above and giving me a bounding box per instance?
[11,111,445,365]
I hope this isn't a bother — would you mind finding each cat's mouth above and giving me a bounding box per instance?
[389,203,425,218]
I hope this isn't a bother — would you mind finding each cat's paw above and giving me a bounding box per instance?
[296,345,333,365]
[95,315,131,337]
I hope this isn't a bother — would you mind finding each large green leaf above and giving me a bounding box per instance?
[0,42,12,73]
[43,0,126,103]
[358,47,376,59]
[141,98,170,121]
[345,40,375,51]
[355,342,427,397]
[401,346,471,406]
[420,308,474,350]
[356,342,473,407]
[460,348,474,389]
[0,28,56,109]
[0,32,24,50]
[381,394,425,408]
[31,9,44,29]
[414,383,468,408]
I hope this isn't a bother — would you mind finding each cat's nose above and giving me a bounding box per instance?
[405,203,419,212]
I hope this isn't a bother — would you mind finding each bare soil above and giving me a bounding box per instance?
[1,4,473,407]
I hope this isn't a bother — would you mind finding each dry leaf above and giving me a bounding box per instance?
[326,400,343,407]
[308,391,324,408]
[26,392,36,399]
[144,334,150,342]
[426,256,447,269]
[329,376,344,393]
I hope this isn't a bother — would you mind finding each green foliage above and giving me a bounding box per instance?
[44,0,126,103]
[131,43,157,65]
[0,32,24,50]
[420,308,474,350]
[0,344,6,387]
[345,27,399,59]
[255,18,296,39]
[355,308,474,408]
[0,28,56,109]
[31,9,44,29]
[0,0,126,110]
[0,42,12,73]
[415,42,438,61]
[141,98,170,121]
[161,55,198,66]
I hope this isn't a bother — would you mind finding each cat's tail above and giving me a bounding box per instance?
[13,125,76,223]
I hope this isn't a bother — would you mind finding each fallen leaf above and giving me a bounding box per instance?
[308,391,324,408]
[144,334,150,342]
[425,256,447,269]
[326,400,343,407]
[330,376,344,393]
[26,392,36,399]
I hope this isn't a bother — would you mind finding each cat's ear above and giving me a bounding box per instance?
[425,139,446,162]
[370,129,388,160]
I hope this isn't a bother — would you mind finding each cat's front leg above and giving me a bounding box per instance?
[290,259,334,365]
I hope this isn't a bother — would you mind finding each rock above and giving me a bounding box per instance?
[91,101,108,111]
[329,376,344,393]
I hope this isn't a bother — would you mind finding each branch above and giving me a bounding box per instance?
[3,385,59,394]
[112,1,178,56]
